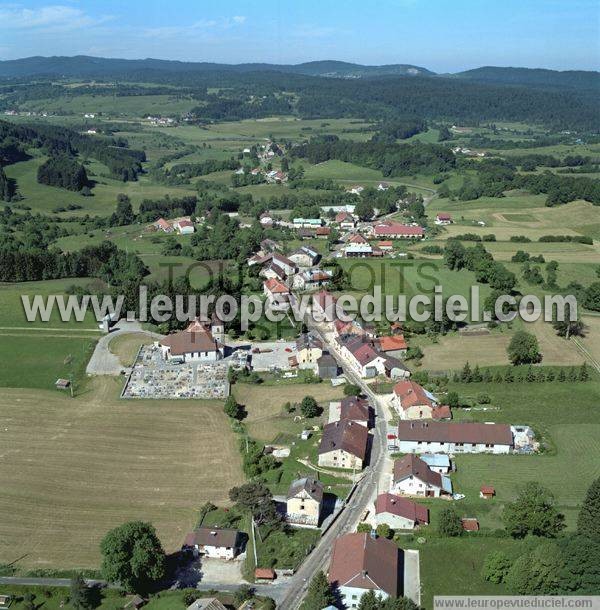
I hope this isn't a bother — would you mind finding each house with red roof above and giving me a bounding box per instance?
[335,211,357,230]
[377,335,408,358]
[375,493,429,530]
[263,278,290,310]
[393,380,439,419]
[153,217,173,233]
[435,213,453,226]
[174,218,195,234]
[373,221,424,239]
[339,335,386,378]
[328,533,401,607]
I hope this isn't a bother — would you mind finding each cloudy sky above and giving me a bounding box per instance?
[0,0,598,72]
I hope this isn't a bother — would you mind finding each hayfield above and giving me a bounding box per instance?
[416,320,585,371]
[0,376,242,570]
[4,156,196,217]
[234,382,345,442]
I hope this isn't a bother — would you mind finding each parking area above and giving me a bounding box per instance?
[122,345,230,399]
[250,341,297,371]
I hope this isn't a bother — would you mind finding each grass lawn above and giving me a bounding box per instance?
[234,382,344,442]
[0,376,243,570]
[108,332,154,366]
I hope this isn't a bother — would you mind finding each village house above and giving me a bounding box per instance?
[391,453,453,497]
[392,380,451,420]
[435,213,453,226]
[373,221,424,240]
[377,240,394,251]
[270,252,298,276]
[315,226,332,239]
[318,420,369,470]
[335,211,357,230]
[346,185,365,195]
[392,380,437,419]
[174,218,195,234]
[294,268,332,291]
[346,232,369,245]
[259,211,274,227]
[312,289,339,322]
[288,245,319,268]
[375,493,430,530]
[153,217,173,233]
[263,278,291,310]
[286,477,324,526]
[329,396,372,428]
[328,533,401,608]
[339,335,387,378]
[396,421,514,454]
[377,335,408,358]
[295,333,323,366]
[377,181,390,191]
[317,353,339,379]
[344,242,374,258]
[182,527,243,560]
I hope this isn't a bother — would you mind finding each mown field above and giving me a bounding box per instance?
[0,376,243,570]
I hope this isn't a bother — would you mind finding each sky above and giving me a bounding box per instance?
[0,0,598,72]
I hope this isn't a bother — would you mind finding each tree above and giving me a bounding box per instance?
[552,305,584,339]
[224,396,243,420]
[300,395,319,418]
[234,585,254,606]
[444,240,467,271]
[356,522,372,533]
[506,541,563,594]
[70,573,92,609]
[344,384,362,397]
[438,507,463,537]
[502,482,565,538]
[446,391,460,408]
[460,361,472,382]
[507,331,541,365]
[100,521,166,593]
[578,477,600,541]
[354,199,374,221]
[229,482,282,528]
[376,523,393,539]
[482,551,512,583]
[300,571,335,610]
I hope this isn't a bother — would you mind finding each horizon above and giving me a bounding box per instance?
[0,0,598,72]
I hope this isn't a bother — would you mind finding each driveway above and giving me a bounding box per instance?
[85,320,161,375]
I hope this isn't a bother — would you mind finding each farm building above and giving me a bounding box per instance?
[396,421,514,454]
[318,420,369,470]
[373,221,424,239]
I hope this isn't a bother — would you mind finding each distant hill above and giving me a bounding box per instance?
[453,66,600,90]
[0,55,434,79]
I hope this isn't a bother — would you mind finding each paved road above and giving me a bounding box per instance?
[277,309,420,609]
[85,320,161,375]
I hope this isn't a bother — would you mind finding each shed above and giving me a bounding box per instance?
[255,567,276,581]
[55,378,71,389]
[461,518,479,532]
[480,485,495,499]
[318,353,339,379]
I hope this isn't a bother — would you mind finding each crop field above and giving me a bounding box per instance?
[0,376,243,570]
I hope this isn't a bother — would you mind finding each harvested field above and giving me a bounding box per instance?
[0,376,242,570]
